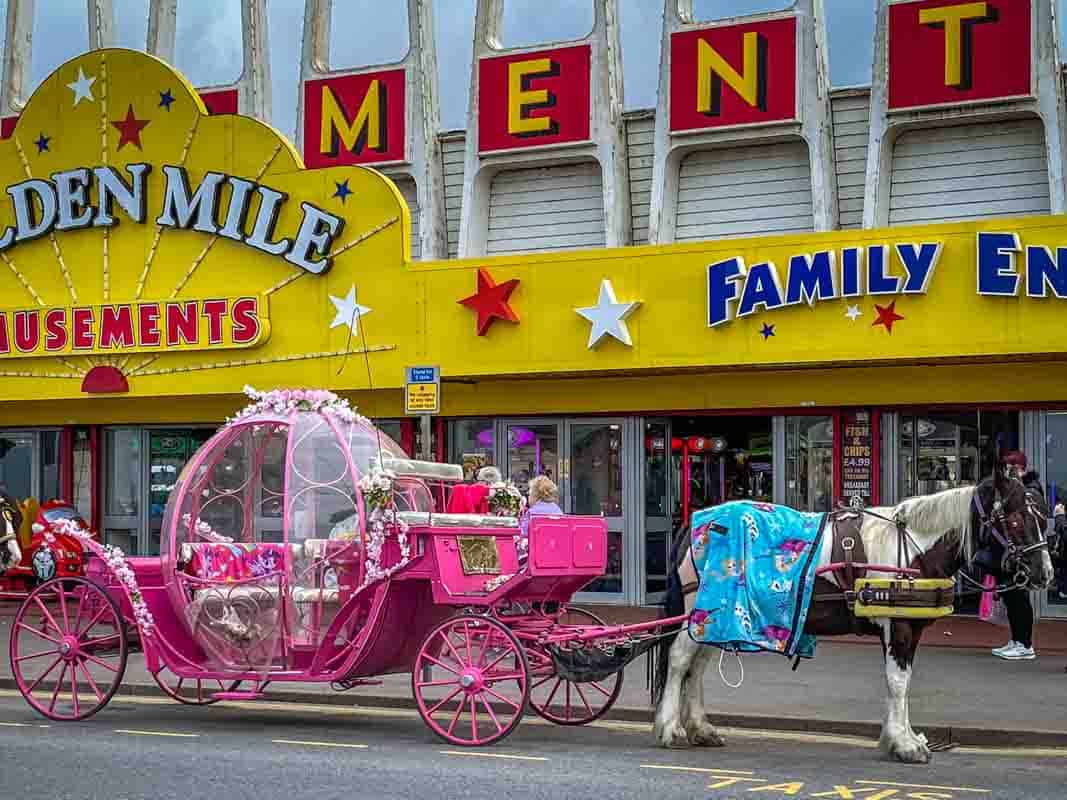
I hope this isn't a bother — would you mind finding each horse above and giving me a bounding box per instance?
[651,469,1054,764]
[0,492,23,572]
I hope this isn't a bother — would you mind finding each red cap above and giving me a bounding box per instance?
[1003,450,1028,468]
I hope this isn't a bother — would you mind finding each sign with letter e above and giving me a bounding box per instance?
[404,365,440,415]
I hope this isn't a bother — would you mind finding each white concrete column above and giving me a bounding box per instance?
[0,0,34,123]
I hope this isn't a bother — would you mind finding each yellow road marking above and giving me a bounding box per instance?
[855,780,990,793]
[440,750,547,762]
[272,738,368,749]
[641,764,755,776]
[114,729,200,738]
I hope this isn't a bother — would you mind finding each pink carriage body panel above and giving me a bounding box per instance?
[529,516,607,575]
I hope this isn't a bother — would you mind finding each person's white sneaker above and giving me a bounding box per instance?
[992,640,1018,656]
[996,643,1037,660]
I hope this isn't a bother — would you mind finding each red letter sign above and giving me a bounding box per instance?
[478,45,592,153]
[304,69,407,167]
[670,16,797,132]
[888,0,1032,110]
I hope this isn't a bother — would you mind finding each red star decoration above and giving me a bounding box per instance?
[871,301,904,334]
[458,268,520,336]
[111,104,150,150]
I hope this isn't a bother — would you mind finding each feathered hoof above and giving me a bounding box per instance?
[655,724,692,749]
[686,721,726,748]
[881,734,932,764]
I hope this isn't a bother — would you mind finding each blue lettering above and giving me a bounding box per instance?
[707,257,746,327]
[867,245,900,295]
[1025,246,1067,299]
[738,262,784,318]
[897,242,941,293]
[977,232,1021,296]
[785,250,837,306]
[841,247,863,297]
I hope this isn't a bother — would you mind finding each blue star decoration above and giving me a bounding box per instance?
[760,323,775,340]
[333,179,353,203]
[34,133,50,154]
[158,90,175,111]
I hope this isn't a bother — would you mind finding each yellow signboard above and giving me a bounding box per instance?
[0,49,1065,418]
[405,382,440,414]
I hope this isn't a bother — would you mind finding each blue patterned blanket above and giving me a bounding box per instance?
[688,501,826,659]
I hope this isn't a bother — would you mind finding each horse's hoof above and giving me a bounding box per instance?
[689,730,726,748]
[884,739,932,764]
[656,726,692,749]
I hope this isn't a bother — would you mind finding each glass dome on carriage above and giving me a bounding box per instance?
[160,389,418,573]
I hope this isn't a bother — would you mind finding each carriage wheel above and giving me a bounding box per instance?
[527,608,624,726]
[10,577,128,721]
[412,615,529,747]
[151,666,242,706]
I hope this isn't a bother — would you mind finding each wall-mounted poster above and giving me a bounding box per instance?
[840,410,878,508]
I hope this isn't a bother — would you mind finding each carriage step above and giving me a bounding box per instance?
[212,691,266,701]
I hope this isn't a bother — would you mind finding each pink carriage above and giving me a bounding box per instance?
[9,389,681,745]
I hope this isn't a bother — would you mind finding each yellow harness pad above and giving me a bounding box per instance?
[853,577,956,619]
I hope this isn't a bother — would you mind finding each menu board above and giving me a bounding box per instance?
[840,411,876,507]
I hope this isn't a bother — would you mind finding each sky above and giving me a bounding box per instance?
[15,1,1067,141]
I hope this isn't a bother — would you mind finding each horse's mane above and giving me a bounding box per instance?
[871,485,975,561]
[896,485,975,560]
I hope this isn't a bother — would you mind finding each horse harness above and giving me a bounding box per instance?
[816,509,954,616]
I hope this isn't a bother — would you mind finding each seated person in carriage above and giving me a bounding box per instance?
[446,466,501,515]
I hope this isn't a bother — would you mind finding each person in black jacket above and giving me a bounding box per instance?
[988,451,1060,660]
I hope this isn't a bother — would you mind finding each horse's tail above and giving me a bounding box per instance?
[648,522,692,706]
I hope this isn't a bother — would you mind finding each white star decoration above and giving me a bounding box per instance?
[329,285,371,334]
[67,68,96,106]
[845,305,862,322]
[576,278,642,349]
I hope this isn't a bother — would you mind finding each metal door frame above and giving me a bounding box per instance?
[0,428,56,500]
[639,417,675,605]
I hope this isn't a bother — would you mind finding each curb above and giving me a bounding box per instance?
[3,678,1065,749]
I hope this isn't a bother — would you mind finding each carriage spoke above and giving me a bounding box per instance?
[441,632,467,670]
[586,679,613,698]
[530,674,555,691]
[421,652,461,676]
[48,664,68,715]
[25,656,63,693]
[565,681,572,721]
[33,598,65,637]
[70,664,80,718]
[416,677,461,689]
[81,653,120,673]
[56,582,71,633]
[446,695,465,736]
[80,633,121,648]
[479,695,504,735]
[480,647,513,675]
[76,661,104,703]
[573,682,594,717]
[76,605,111,639]
[543,677,563,709]
[16,622,61,645]
[462,620,473,666]
[15,649,60,664]
[470,695,477,741]
[480,685,521,710]
[71,585,87,637]
[483,671,524,682]
[426,687,464,716]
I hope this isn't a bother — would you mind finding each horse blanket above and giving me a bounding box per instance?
[688,501,826,659]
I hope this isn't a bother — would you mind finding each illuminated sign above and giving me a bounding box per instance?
[0,297,264,359]
[478,45,592,152]
[303,69,407,167]
[888,0,1033,110]
[0,164,345,275]
[670,16,798,132]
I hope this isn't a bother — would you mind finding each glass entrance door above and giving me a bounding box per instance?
[643,419,674,603]
[567,420,625,596]
[147,429,214,555]
[503,421,561,488]
[0,433,35,501]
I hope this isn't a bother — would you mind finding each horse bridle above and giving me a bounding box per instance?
[970,485,1050,591]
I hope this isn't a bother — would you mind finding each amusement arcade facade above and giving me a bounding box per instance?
[1,0,1066,619]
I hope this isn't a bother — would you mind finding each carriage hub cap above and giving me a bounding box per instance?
[460,670,483,691]
[59,636,79,660]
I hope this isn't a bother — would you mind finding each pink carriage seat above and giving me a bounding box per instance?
[182,542,287,582]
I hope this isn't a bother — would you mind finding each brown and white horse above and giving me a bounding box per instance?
[0,492,22,572]
[652,471,1053,763]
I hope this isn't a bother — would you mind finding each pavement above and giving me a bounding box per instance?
[0,692,1062,800]
[1,615,1064,749]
